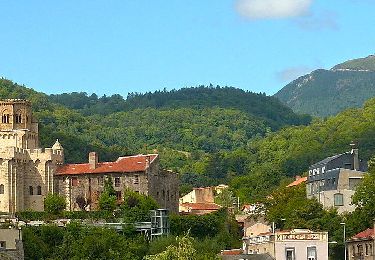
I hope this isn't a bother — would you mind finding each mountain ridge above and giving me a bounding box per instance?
[274,55,375,117]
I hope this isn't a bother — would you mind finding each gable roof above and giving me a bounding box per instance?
[287,176,307,187]
[56,154,158,175]
[351,228,374,240]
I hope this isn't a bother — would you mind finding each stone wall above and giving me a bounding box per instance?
[56,156,179,213]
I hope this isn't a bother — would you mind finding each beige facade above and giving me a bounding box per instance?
[347,227,375,260]
[243,229,328,260]
[0,99,63,213]
[179,187,215,204]
[307,169,364,214]
[0,228,24,260]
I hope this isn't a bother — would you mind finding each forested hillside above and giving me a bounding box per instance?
[231,98,375,201]
[4,77,375,203]
[49,86,311,130]
[0,78,311,192]
[275,55,375,117]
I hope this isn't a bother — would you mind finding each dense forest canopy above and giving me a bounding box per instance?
[3,77,375,203]
[49,85,311,129]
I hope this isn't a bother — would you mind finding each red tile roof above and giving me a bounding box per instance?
[352,228,375,240]
[56,154,158,175]
[221,249,243,255]
[180,203,221,210]
[287,176,307,187]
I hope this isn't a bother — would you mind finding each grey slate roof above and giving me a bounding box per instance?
[309,152,347,168]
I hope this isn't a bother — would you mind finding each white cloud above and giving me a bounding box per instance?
[235,0,313,20]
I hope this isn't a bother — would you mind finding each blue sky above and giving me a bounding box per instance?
[0,0,374,97]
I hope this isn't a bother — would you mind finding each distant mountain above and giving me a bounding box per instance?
[332,55,375,71]
[49,86,311,130]
[274,55,375,117]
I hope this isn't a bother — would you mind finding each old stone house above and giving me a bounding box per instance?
[55,152,179,213]
[0,99,64,213]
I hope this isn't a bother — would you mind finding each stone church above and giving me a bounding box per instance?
[0,99,178,213]
[0,99,64,213]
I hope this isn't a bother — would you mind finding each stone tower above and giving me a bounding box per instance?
[0,99,38,149]
[0,99,64,213]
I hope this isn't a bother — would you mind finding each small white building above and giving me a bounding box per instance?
[243,229,328,260]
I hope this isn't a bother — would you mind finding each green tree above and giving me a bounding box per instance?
[214,189,234,208]
[44,193,66,215]
[145,235,197,260]
[98,177,117,212]
[120,189,158,222]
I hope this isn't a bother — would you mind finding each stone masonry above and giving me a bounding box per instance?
[0,99,64,213]
[55,153,179,213]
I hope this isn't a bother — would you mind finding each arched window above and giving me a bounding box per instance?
[37,186,42,195]
[15,110,22,124]
[0,184,4,194]
[1,110,9,124]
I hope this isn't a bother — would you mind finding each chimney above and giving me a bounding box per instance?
[295,175,301,181]
[89,152,98,170]
[350,142,359,171]
[145,155,150,168]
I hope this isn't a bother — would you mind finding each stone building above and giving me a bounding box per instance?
[306,145,367,213]
[55,152,179,213]
[242,229,328,260]
[0,228,24,260]
[0,99,64,213]
[347,227,374,260]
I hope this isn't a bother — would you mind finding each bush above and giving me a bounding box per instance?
[44,193,67,215]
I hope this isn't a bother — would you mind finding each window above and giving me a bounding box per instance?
[307,246,317,260]
[344,163,352,169]
[366,244,369,256]
[98,177,104,186]
[334,193,344,206]
[1,110,9,124]
[116,191,122,201]
[37,186,42,195]
[358,244,364,256]
[332,177,336,185]
[349,178,362,190]
[286,248,295,260]
[0,241,6,249]
[71,177,78,187]
[0,184,4,194]
[133,175,139,185]
[115,177,121,187]
[15,112,22,124]
[29,186,33,195]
